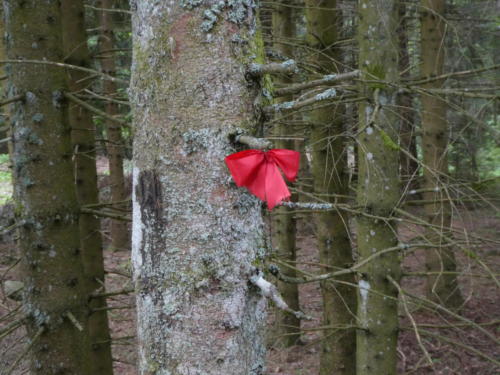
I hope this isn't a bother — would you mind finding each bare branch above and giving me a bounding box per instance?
[0,59,127,84]
[247,59,298,77]
[250,272,310,320]
[65,92,129,128]
[235,135,272,149]
[274,70,360,96]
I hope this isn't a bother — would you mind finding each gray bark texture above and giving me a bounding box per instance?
[129,1,268,374]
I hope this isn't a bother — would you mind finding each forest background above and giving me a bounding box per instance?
[0,0,498,374]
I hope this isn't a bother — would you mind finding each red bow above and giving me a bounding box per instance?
[225,149,300,210]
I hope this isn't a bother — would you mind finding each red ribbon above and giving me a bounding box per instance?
[225,149,300,210]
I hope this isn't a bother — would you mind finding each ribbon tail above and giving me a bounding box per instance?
[265,162,291,210]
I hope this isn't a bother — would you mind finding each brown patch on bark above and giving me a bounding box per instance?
[169,13,194,62]
[136,170,164,224]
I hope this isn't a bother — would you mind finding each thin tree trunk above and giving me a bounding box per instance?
[305,1,357,373]
[61,1,114,374]
[356,1,401,374]
[421,0,464,309]
[98,0,129,252]
[398,0,419,186]
[130,2,267,374]
[4,0,92,373]
[0,4,10,156]
[271,0,300,348]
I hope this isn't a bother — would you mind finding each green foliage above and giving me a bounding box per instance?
[477,116,500,178]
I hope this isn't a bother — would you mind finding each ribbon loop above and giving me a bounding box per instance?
[225,149,300,210]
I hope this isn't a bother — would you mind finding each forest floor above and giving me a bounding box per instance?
[0,157,498,374]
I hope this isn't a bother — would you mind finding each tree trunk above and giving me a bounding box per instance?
[270,0,300,348]
[129,2,267,374]
[98,0,129,252]
[421,0,464,309]
[398,0,419,186]
[4,0,92,373]
[0,4,11,156]
[61,1,114,374]
[356,1,401,374]
[305,1,357,374]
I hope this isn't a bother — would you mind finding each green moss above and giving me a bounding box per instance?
[380,129,399,151]
[366,64,387,89]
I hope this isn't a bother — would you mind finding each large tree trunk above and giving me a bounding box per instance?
[304,1,357,374]
[4,0,92,373]
[61,1,114,374]
[98,0,129,252]
[356,1,401,374]
[129,2,267,374]
[421,0,463,309]
[270,0,300,348]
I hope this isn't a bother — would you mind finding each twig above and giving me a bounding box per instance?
[406,64,500,85]
[0,59,127,84]
[81,208,131,222]
[270,244,410,284]
[3,326,44,375]
[247,59,298,77]
[91,287,134,299]
[92,305,134,312]
[83,199,131,209]
[263,88,341,114]
[64,311,83,332]
[388,275,433,366]
[84,5,132,14]
[279,201,337,211]
[65,92,129,128]
[0,94,24,107]
[405,328,500,367]
[235,135,272,149]
[81,89,129,106]
[401,289,500,345]
[274,70,360,96]
[250,272,311,320]
[0,316,25,340]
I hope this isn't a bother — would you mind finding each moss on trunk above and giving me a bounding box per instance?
[356,1,401,374]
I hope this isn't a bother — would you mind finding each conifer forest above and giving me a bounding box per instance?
[0,0,499,374]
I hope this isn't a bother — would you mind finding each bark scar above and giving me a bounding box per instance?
[136,170,164,224]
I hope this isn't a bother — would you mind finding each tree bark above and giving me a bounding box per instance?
[270,0,300,348]
[0,4,12,156]
[98,0,129,252]
[420,0,464,309]
[356,1,401,374]
[397,0,419,186]
[4,0,92,373]
[305,1,357,374]
[61,1,114,374]
[130,1,267,374]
